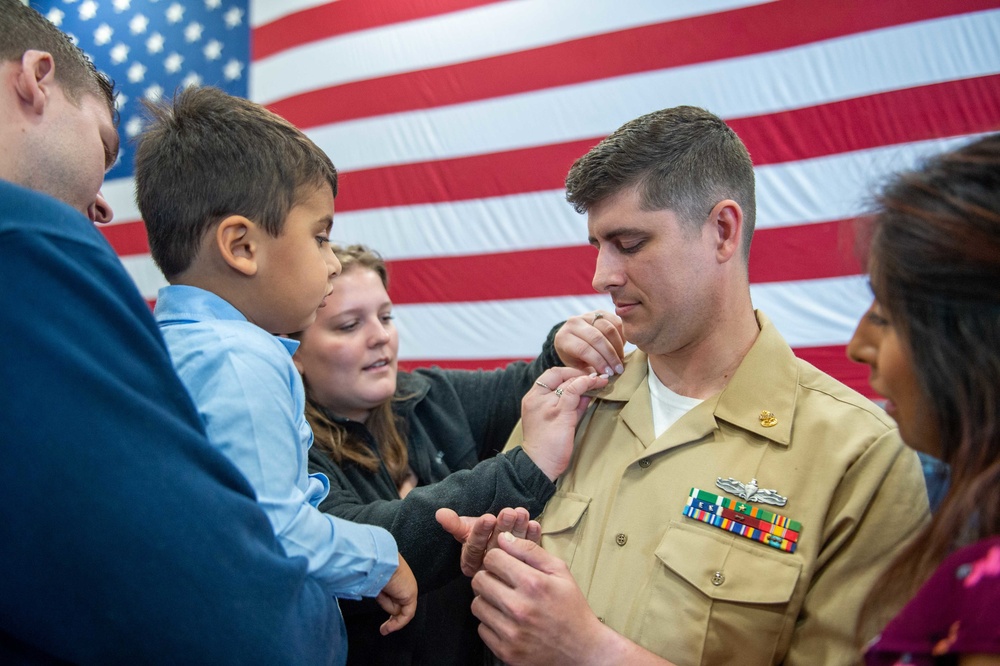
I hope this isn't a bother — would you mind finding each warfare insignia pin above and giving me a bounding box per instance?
[716,477,787,507]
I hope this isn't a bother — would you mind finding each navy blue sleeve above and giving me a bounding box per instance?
[0,183,342,665]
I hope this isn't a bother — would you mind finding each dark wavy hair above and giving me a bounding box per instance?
[565,105,756,263]
[859,132,1000,635]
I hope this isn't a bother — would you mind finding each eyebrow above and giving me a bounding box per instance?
[588,226,648,246]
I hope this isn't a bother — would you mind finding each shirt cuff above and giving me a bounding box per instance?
[334,521,399,599]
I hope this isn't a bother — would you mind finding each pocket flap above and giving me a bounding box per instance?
[655,521,801,604]
[539,492,591,534]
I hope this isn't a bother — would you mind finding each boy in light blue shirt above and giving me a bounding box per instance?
[134,86,416,652]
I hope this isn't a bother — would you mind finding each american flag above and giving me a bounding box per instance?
[38,0,1000,398]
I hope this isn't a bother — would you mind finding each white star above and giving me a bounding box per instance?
[126,61,147,83]
[45,8,65,26]
[144,84,164,102]
[146,32,165,54]
[125,116,144,138]
[181,71,203,88]
[223,58,243,81]
[78,0,98,21]
[202,39,223,61]
[164,52,183,74]
[223,7,244,28]
[184,22,204,42]
[114,92,128,111]
[129,14,149,35]
[109,43,129,65]
[93,24,113,46]
[112,0,131,12]
[205,0,221,9]
[166,3,185,24]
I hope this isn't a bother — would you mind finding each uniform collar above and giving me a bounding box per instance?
[588,310,798,448]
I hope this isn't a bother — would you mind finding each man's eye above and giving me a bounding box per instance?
[316,236,330,246]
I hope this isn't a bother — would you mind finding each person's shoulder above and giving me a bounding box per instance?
[794,356,897,431]
[0,180,105,248]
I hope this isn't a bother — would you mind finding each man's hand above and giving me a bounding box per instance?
[554,310,625,376]
[472,534,675,666]
[435,507,540,577]
[521,367,609,481]
[376,554,418,635]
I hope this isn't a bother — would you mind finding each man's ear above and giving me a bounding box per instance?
[14,50,56,115]
[216,215,259,276]
[710,199,743,264]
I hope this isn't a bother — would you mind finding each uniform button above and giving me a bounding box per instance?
[615,533,628,547]
[598,617,605,624]
[712,571,725,586]
[638,458,651,468]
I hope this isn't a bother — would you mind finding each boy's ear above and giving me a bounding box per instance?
[14,50,56,115]
[216,215,259,276]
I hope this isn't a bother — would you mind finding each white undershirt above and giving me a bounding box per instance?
[647,359,704,438]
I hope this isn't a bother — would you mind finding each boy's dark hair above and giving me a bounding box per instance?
[565,105,757,262]
[0,0,115,116]
[135,86,339,280]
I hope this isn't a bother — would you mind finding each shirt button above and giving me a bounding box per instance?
[615,533,628,547]
[638,458,651,468]
[598,617,605,624]
[712,571,725,586]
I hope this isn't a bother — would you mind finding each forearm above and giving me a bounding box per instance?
[321,448,555,590]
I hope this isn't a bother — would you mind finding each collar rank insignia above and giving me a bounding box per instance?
[716,477,787,507]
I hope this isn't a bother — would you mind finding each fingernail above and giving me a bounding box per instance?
[501,531,515,543]
[598,373,610,380]
[589,372,599,378]
[604,366,614,376]
[615,364,624,374]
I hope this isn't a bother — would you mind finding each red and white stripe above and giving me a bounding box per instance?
[98,0,1000,396]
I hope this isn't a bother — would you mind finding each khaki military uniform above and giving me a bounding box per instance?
[507,311,928,665]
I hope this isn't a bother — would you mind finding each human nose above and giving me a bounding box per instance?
[368,319,391,347]
[591,247,623,293]
[326,248,341,279]
[88,192,114,223]
[847,301,878,367]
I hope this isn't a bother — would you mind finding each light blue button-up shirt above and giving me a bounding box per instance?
[155,285,398,599]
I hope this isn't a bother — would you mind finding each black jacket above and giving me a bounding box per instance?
[308,324,562,665]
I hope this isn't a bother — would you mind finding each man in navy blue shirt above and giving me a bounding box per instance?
[0,2,345,662]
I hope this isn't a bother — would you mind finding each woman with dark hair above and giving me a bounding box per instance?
[848,133,1000,665]
[292,244,623,665]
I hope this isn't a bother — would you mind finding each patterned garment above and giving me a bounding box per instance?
[866,536,1000,664]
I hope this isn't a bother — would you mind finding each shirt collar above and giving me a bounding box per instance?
[588,310,798,447]
[154,284,301,355]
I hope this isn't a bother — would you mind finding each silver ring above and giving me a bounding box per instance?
[554,387,564,397]
[592,312,605,325]
[535,380,552,390]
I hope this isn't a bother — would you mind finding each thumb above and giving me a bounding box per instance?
[435,508,462,537]
[495,530,562,575]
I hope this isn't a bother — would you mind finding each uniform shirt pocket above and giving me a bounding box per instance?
[538,491,591,569]
[637,520,802,664]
